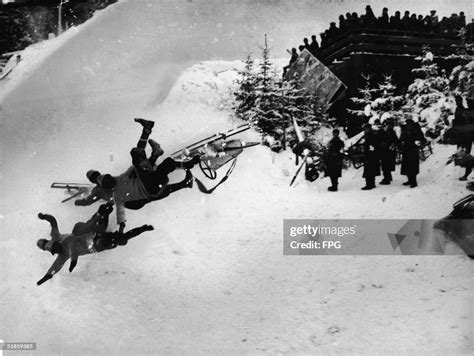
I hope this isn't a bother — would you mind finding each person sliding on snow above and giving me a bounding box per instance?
[77,119,199,231]
[36,204,154,285]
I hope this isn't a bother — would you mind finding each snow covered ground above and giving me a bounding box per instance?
[1,0,473,355]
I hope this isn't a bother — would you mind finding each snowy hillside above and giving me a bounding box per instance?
[1,1,473,355]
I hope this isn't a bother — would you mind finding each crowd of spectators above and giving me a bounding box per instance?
[287,5,472,65]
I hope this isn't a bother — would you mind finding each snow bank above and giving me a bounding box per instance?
[2,58,473,355]
[1,1,473,355]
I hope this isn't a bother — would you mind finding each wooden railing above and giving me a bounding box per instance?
[315,28,467,64]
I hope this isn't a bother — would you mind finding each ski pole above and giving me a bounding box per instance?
[290,153,309,187]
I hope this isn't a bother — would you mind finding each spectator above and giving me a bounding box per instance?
[338,15,347,33]
[361,123,381,190]
[351,12,361,28]
[459,12,466,28]
[309,35,319,55]
[402,11,411,31]
[409,14,418,32]
[400,119,426,188]
[390,11,402,30]
[320,32,328,47]
[302,37,310,52]
[327,22,341,42]
[345,12,353,30]
[361,5,376,27]
[378,7,389,29]
[452,96,469,152]
[439,16,449,35]
[298,45,305,53]
[325,129,345,192]
[429,10,439,32]
[289,48,298,63]
[379,120,399,184]
[283,48,298,75]
[447,14,459,35]
[417,15,427,32]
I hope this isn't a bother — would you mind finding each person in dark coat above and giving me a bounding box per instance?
[400,119,426,188]
[338,15,347,32]
[454,149,474,181]
[283,48,298,75]
[327,22,340,42]
[309,35,319,55]
[379,120,399,184]
[320,33,327,47]
[344,12,353,29]
[402,11,411,31]
[463,97,474,156]
[361,5,376,27]
[362,124,380,190]
[351,12,361,29]
[378,7,389,29]
[325,129,345,191]
[390,11,402,30]
[452,96,470,153]
[303,37,311,52]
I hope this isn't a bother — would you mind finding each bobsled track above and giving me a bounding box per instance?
[0,0,473,354]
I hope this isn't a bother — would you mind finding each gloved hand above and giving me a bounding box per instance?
[37,274,53,286]
[69,259,77,273]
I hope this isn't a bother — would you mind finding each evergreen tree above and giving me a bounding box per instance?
[370,74,405,122]
[406,47,449,110]
[277,77,322,145]
[252,35,281,137]
[449,27,474,98]
[348,73,376,119]
[233,51,258,121]
[233,34,328,147]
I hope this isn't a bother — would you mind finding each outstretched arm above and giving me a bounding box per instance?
[68,240,79,273]
[38,213,60,241]
[37,255,68,285]
[74,190,100,206]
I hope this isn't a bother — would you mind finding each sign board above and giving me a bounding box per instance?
[284,49,346,104]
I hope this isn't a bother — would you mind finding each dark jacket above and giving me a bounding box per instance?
[379,128,399,172]
[452,106,469,146]
[400,123,426,176]
[325,137,345,178]
[363,131,381,178]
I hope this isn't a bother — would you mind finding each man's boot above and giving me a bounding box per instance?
[134,118,155,131]
[134,118,155,149]
[380,171,391,185]
[328,177,338,191]
[362,177,375,190]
